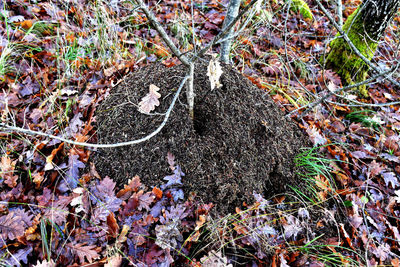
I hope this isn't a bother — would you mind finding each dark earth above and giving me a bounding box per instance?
[93,58,312,215]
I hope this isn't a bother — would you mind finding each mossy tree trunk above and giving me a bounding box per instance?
[324,0,400,96]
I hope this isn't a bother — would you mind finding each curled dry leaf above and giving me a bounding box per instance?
[1,156,18,188]
[207,54,223,90]
[117,224,130,243]
[138,84,161,113]
[167,151,175,171]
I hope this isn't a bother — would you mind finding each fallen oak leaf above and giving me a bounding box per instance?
[128,175,142,191]
[106,212,119,238]
[4,246,33,266]
[167,151,175,171]
[138,191,155,211]
[1,155,18,188]
[32,171,45,188]
[0,211,25,240]
[104,255,123,267]
[68,243,100,264]
[162,166,185,190]
[306,125,327,146]
[382,171,399,188]
[152,187,163,199]
[117,224,130,244]
[138,84,161,113]
[44,142,64,171]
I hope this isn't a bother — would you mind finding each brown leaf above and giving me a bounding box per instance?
[128,175,141,191]
[330,120,346,133]
[107,213,119,238]
[0,211,25,240]
[152,187,162,199]
[32,171,45,188]
[136,190,154,211]
[367,160,384,178]
[20,20,33,30]
[167,151,175,170]
[69,243,100,264]
[104,255,122,267]
[43,196,72,225]
[44,142,64,171]
[1,156,18,188]
[117,224,130,243]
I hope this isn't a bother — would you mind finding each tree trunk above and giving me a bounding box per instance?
[324,0,400,96]
[220,0,241,64]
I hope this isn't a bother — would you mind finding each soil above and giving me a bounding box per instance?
[93,58,312,215]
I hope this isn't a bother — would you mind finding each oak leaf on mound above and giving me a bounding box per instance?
[138,84,161,113]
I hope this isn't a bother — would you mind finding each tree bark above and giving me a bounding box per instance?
[220,0,241,64]
[323,0,400,96]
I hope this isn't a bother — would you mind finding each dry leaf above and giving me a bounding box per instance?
[69,243,100,264]
[33,259,56,267]
[117,224,130,243]
[1,156,18,188]
[207,54,223,90]
[32,171,45,188]
[138,84,161,113]
[152,186,163,199]
[104,255,122,267]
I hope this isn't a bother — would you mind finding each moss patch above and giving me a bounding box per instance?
[324,7,378,97]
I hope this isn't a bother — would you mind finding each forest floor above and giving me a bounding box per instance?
[0,0,400,266]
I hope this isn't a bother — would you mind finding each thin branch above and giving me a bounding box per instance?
[196,0,259,59]
[191,0,197,54]
[336,0,343,28]
[286,64,399,117]
[0,76,189,148]
[315,0,400,87]
[326,97,400,107]
[133,0,190,66]
[186,63,195,119]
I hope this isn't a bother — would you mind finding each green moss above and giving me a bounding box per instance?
[323,7,378,97]
[289,0,313,20]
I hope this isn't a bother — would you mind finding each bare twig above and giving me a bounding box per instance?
[196,0,259,59]
[133,0,190,66]
[187,63,195,119]
[286,64,400,117]
[326,97,400,107]
[0,76,189,148]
